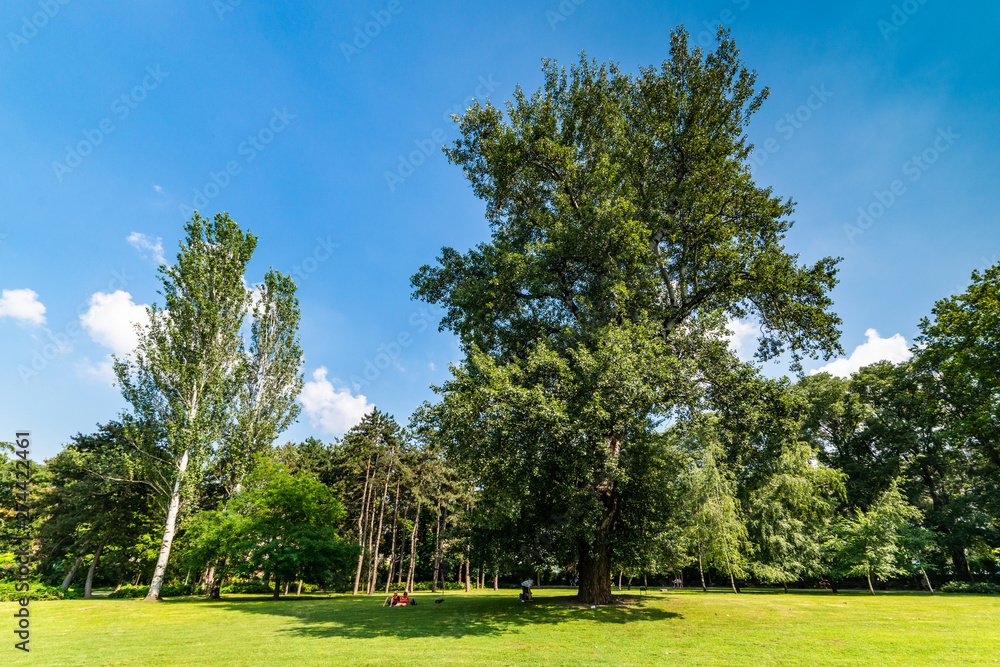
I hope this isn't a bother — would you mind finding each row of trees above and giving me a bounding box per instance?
[4,28,997,605]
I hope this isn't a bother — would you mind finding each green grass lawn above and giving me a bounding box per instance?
[3,587,997,666]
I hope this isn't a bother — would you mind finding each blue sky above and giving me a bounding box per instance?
[1,0,997,461]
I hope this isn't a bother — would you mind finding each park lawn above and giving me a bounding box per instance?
[2,588,997,666]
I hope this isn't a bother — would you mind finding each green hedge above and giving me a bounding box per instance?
[0,580,76,601]
[106,584,191,599]
[940,581,1000,594]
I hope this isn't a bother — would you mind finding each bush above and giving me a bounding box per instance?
[106,584,191,599]
[0,580,76,601]
[221,580,273,594]
[940,581,1000,595]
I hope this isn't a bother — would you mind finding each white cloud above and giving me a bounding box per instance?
[76,357,116,384]
[428,361,436,372]
[300,367,374,435]
[0,288,46,326]
[127,231,166,264]
[724,318,758,361]
[80,291,149,356]
[153,184,164,194]
[811,328,912,378]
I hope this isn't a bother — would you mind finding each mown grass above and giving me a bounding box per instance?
[2,587,997,666]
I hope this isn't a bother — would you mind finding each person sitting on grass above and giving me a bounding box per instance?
[391,592,400,606]
[399,592,410,606]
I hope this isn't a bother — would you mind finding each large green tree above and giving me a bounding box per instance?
[412,29,842,603]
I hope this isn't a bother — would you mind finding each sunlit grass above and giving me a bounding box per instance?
[3,587,997,665]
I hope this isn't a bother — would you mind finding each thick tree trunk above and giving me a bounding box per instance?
[951,546,972,581]
[297,579,303,596]
[273,577,281,600]
[617,570,622,590]
[61,553,86,589]
[353,452,375,595]
[146,448,191,601]
[782,581,788,594]
[494,567,499,591]
[577,541,613,605]
[84,533,110,599]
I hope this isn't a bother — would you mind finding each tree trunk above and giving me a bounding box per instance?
[830,580,839,594]
[146,447,191,600]
[362,455,384,595]
[406,500,422,593]
[494,567,499,591]
[353,452,375,595]
[577,541,613,605]
[368,451,394,595]
[84,533,110,599]
[297,580,303,596]
[61,553,86,589]
[184,567,192,586]
[867,573,875,596]
[617,570,622,590]
[432,497,443,593]
[465,557,472,593]
[698,553,707,591]
[782,581,788,594]
[273,577,281,600]
[384,482,402,594]
[951,546,972,581]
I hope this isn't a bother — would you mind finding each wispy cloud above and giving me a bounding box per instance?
[126,231,166,264]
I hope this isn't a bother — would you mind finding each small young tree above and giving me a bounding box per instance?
[832,480,924,595]
[228,459,357,598]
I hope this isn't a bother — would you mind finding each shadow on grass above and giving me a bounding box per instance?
[212,591,683,640]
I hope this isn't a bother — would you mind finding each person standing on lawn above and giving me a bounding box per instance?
[521,578,533,601]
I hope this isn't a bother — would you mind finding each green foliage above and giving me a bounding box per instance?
[106,584,190,599]
[748,442,845,586]
[939,581,1000,594]
[0,580,76,601]
[412,28,842,603]
[827,480,926,593]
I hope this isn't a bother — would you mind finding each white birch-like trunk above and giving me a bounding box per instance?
[146,448,190,601]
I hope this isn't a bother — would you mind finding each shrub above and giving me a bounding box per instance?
[940,581,1000,594]
[221,580,274,594]
[0,580,76,601]
[106,584,191,599]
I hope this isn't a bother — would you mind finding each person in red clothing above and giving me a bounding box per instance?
[399,592,410,605]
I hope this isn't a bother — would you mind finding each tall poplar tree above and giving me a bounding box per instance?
[114,212,303,600]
